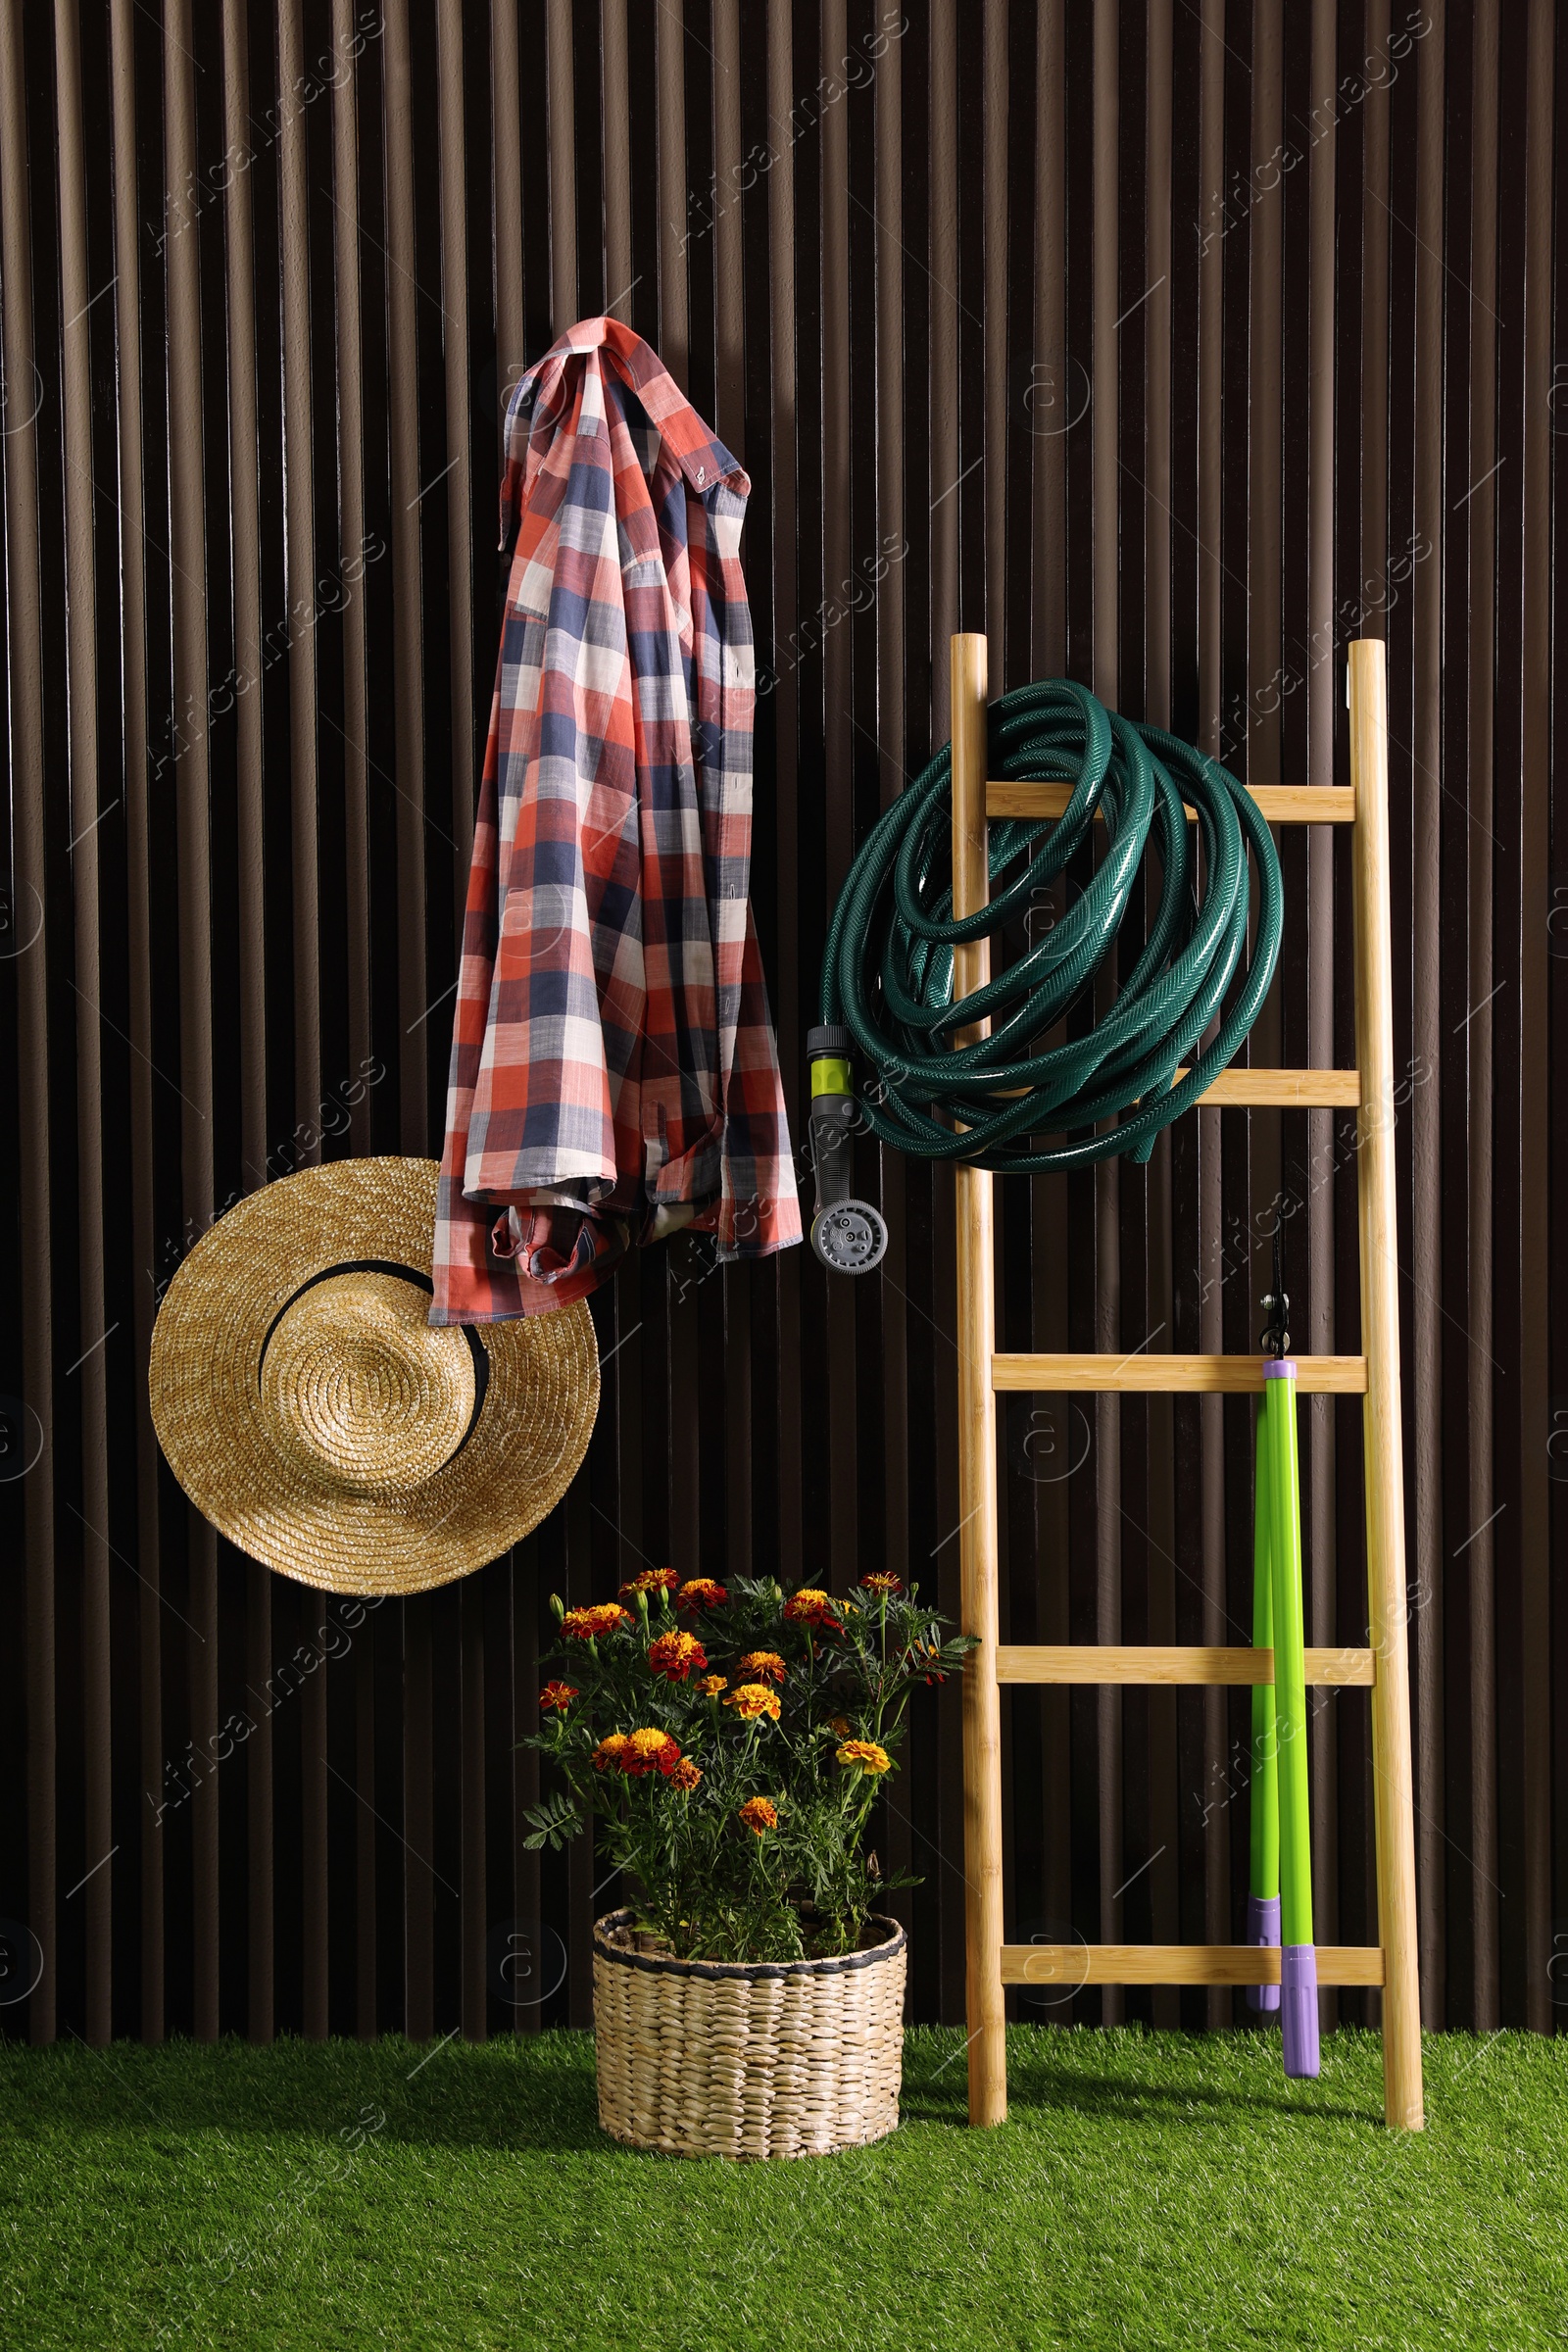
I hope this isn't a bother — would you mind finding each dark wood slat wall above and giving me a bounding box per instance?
[1,0,1561,2043]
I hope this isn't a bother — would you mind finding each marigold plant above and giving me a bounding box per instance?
[523,1574,975,1961]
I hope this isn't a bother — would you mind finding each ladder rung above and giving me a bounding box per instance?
[992,1352,1368,1395]
[1174,1065,1360,1108]
[989,1066,1360,1108]
[995,1643,1375,1687]
[1000,1943,1387,1988]
[986,781,1357,824]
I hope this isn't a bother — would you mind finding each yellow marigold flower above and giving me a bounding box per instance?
[737,1649,786,1686]
[591,1734,630,1773]
[562,1602,633,1642]
[668,1756,703,1791]
[622,1727,683,1779]
[676,1577,728,1614]
[697,1674,728,1697]
[619,1567,679,1598]
[647,1629,708,1682]
[836,1739,892,1777]
[738,1795,777,1837]
[783,1586,839,1629]
[724,1682,781,1723]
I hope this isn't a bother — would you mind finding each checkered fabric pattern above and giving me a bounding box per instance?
[430,318,800,1324]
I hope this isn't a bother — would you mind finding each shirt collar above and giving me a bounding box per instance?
[515,316,748,502]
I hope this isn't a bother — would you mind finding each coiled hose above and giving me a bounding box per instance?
[818,678,1282,1175]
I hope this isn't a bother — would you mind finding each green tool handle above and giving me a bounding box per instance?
[1249,1426,1279,1904]
[1266,1363,1313,1949]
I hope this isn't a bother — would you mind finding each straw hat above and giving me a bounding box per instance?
[148,1157,599,1596]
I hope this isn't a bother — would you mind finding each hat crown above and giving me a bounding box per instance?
[260,1271,476,1496]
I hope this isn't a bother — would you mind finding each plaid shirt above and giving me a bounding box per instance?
[430,318,800,1324]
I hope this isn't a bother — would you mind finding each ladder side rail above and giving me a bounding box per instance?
[951,634,1007,2129]
[1348,639,1425,2131]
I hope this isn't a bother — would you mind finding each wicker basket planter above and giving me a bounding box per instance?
[591,1906,907,2159]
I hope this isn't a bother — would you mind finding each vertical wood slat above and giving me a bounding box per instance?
[162,0,220,2048]
[382,0,427,1156]
[1193,0,1228,2034]
[1305,0,1342,2031]
[1,0,57,2049]
[927,0,965,2043]
[872,0,908,1921]
[436,0,474,884]
[1517,0,1554,2035]
[52,0,112,2050]
[1142,0,1179,2033]
[106,0,165,2047]
[220,0,273,2040]
[1463,0,1500,2035]
[1091,0,1122,2029]
[1409,0,1446,2029]
[764,0,803,1666]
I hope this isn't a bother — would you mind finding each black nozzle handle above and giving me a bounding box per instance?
[806,1029,888,1274]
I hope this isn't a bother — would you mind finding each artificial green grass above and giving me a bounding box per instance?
[1,2026,1564,2350]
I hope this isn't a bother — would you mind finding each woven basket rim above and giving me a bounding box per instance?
[592,1906,906,1984]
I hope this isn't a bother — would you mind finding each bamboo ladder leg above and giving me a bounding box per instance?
[951,633,1007,2127]
[1348,639,1424,2131]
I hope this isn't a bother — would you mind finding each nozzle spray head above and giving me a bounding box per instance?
[807,1025,889,1276]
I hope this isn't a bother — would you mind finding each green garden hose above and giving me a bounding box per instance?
[816,678,1283,1181]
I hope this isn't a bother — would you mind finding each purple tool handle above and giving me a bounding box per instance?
[1281,1943,1320,2079]
[1245,1893,1282,2014]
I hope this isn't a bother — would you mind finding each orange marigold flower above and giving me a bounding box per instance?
[830,1716,852,1738]
[724,1683,782,1723]
[676,1577,728,1613]
[737,1649,786,1686]
[836,1739,892,1777]
[618,1567,679,1599]
[538,1681,578,1713]
[621,1727,683,1779]
[738,1795,778,1837]
[783,1586,840,1630]
[697,1674,728,1698]
[648,1630,709,1682]
[591,1734,630,1773]
[861,1572,903,1596]
[668,1756,703,1792]
[562,1602,633,1642]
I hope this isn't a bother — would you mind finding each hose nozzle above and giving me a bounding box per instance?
[807,1026,888,1275]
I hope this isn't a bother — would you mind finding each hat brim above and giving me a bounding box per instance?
[148,1157,599,1595]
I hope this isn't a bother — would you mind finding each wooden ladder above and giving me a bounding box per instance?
[951,632,1424,2132]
